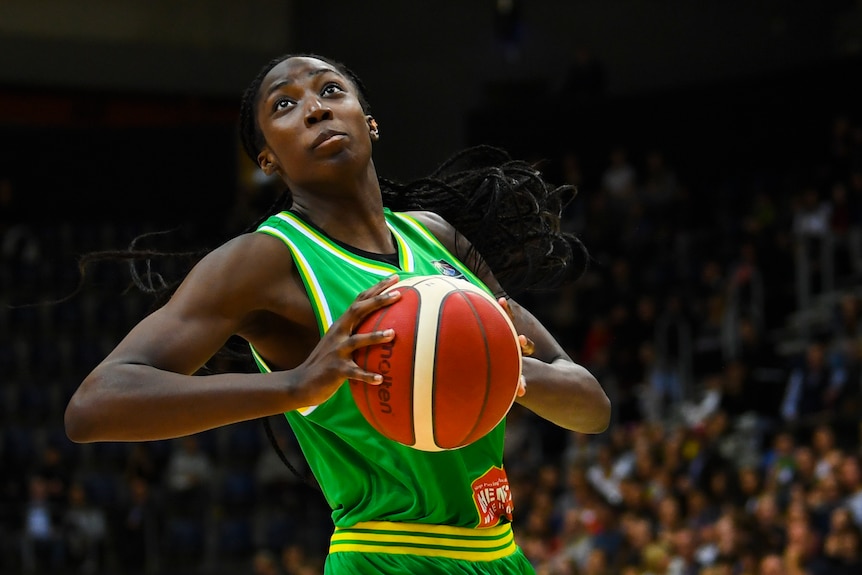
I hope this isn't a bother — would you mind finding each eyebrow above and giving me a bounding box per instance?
[263,67,342,100]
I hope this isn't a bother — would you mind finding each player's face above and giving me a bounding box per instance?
[255,56,374,189]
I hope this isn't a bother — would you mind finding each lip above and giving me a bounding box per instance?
[311,129,347,149]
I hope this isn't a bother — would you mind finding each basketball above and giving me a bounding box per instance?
[350,275,523,452]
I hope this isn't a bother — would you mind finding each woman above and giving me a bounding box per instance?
[64,53,610,574]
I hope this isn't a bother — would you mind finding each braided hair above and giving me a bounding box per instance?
[67,53,588,311]
[238,53,589,298]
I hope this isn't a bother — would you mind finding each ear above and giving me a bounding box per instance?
[257,150,280,175]
[367,115,380,141]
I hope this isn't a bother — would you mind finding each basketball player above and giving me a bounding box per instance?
[65,54,610,574]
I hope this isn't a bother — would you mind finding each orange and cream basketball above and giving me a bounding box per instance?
[350,275,522,451]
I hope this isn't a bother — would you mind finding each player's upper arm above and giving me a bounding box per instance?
[98,232,294,376]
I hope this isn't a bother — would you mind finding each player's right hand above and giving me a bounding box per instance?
[289,275,402,407]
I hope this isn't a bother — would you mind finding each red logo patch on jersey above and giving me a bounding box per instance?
[471,466,514,528]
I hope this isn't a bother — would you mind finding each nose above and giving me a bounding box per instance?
[305,97,333,126]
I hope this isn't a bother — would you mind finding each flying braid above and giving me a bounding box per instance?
[379,145,588,297]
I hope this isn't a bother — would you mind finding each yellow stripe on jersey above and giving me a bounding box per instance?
[259,224,333,330]
[255,225,334,417]
[390,224,414,271]
[329,521,517,561]
[390,212,449,254]
[275,212,412,275]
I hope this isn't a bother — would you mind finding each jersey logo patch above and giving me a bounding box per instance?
[432,259,465,279]
[471,466,513,528]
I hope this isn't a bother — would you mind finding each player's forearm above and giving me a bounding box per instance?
[65,363,297,442]
[515,357,610,433]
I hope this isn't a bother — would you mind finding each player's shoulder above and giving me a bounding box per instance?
[182,231,296,297]
[401,210,450,229]
[401,210,467,254]
[204,230,294,269]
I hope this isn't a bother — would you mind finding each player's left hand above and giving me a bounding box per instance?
[497,297,535,357]
[498,297,531,398]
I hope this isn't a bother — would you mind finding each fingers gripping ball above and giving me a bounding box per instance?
[350,275,522,451]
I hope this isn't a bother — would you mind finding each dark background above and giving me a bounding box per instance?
[2,0,860,223]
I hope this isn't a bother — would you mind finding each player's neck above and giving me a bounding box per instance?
[291,198,393,255]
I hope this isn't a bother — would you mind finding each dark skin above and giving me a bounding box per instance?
[64,56,610,443]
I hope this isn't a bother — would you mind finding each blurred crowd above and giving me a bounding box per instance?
[505,107,862,574]
[3,80,862,575]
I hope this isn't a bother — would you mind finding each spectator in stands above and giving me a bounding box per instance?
[780,339,847,428]
[718,360,763,427]
[20,474,65,573]
[555,465,599,542]
[808,471,845,535]
[667,526,700,575]
[757,553,785,575]
[783,509,831,575]
[562,431,599,471]
[601,146,637,209]
[793,187,832,239]
[837,454,862,529]
[504,404,546,478]
[37,444,71,508]
[580,547,611,575]
[558,46,606,110]
[640,150,679,215]
[63,481,107,574]
[163,435,213,517]
[114,476,159,574]
[252,548,282,575]
[254,426,309,510]
[690,259,729,377]
[833,292,862,340]
[678,372,722,429]
[821,508,862,574]
[762,429,797,490]
[749,491,785,554]
[792,445,819,492]
[280,543,322,575]
[586,443,624,506]
[641,541,671,575]
[546,506,594,573]
[654,493,684,543]
[684,412,734,499]
[792,187,833,304]
[810,424,842,478]
[637,340,684,425]
[613,514,654,572]
[124,443,159,485]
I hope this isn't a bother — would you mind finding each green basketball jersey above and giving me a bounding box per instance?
[252,209,516,530]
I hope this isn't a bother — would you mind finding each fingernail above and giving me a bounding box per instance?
[388,290,400,297]
[383,329,394,337]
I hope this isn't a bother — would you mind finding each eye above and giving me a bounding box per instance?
[321,82,345,97]
[273,97,295,112]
